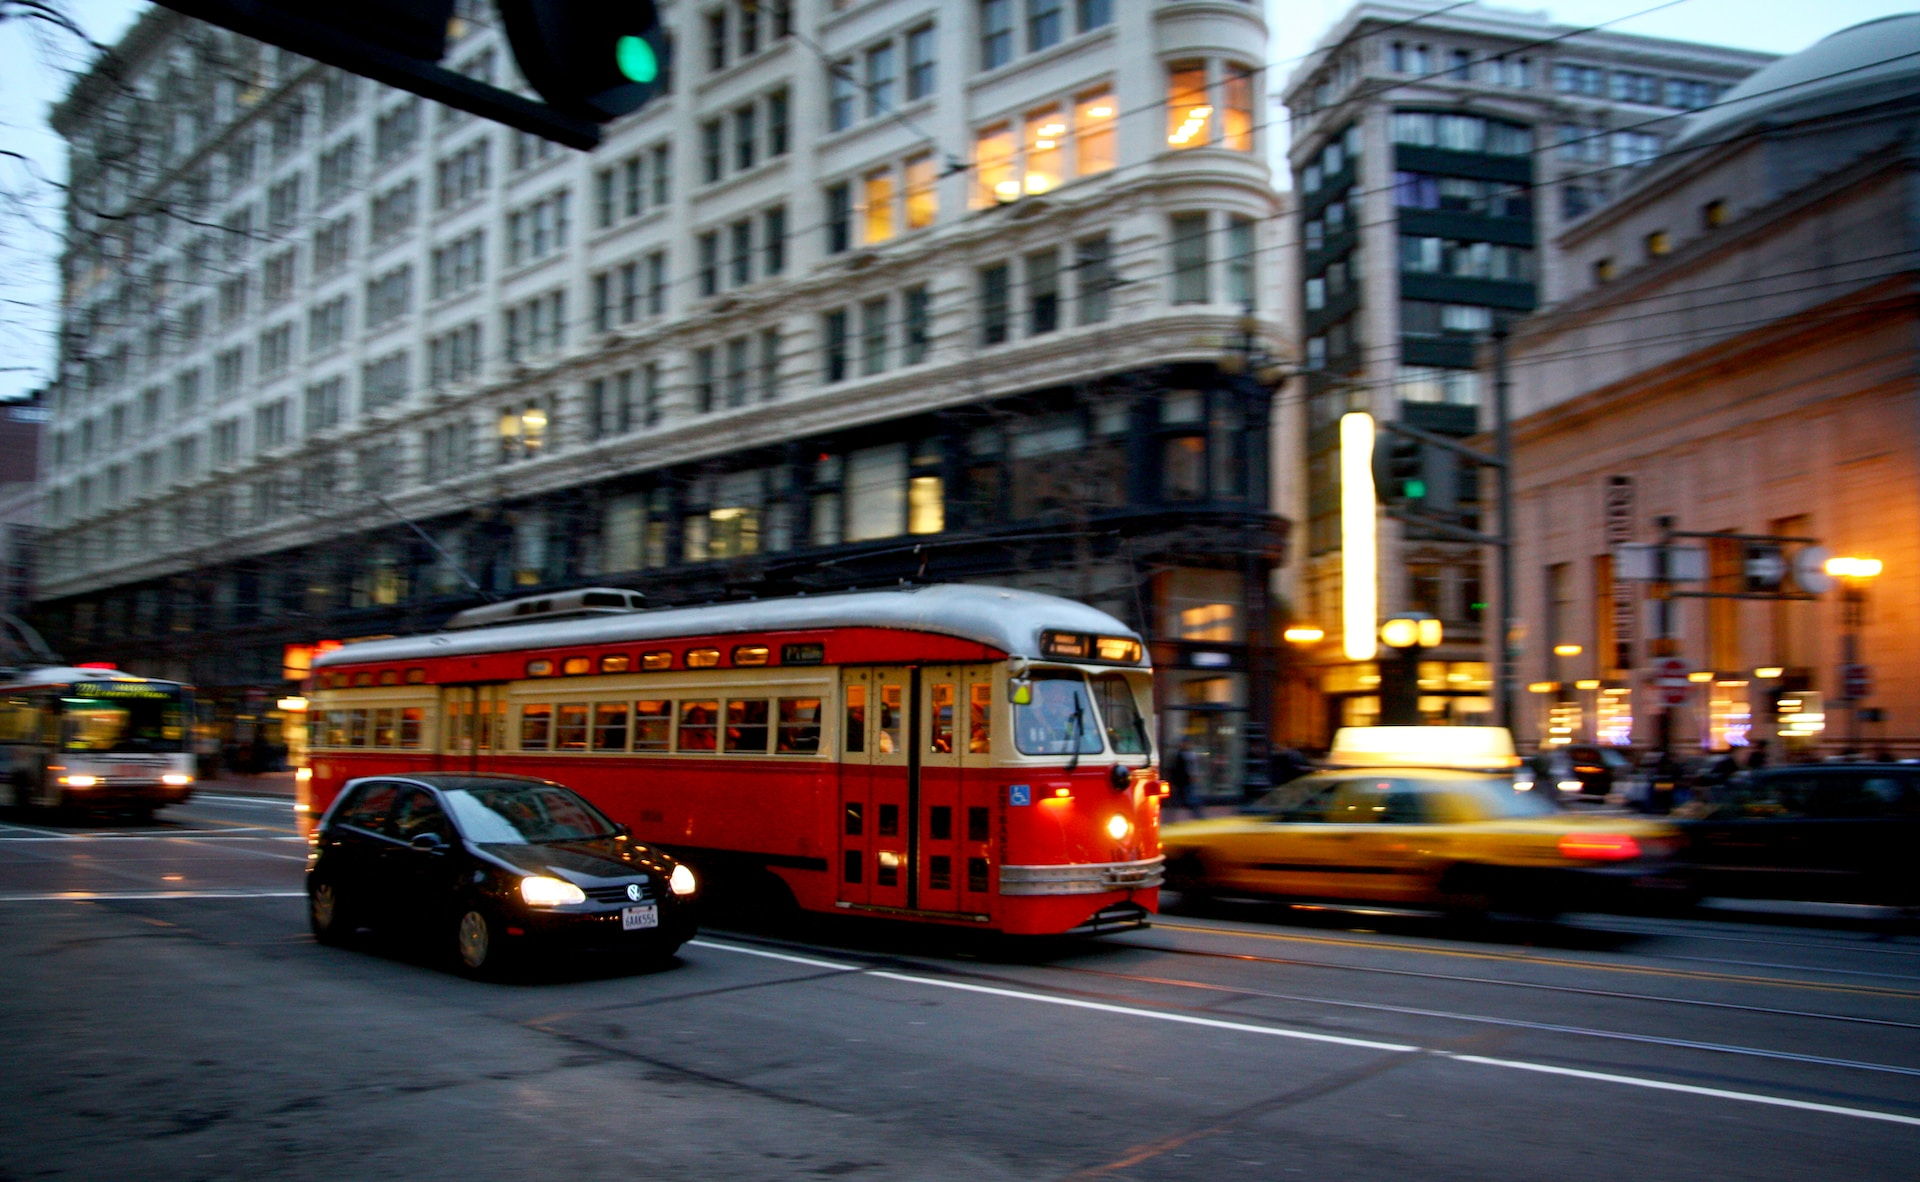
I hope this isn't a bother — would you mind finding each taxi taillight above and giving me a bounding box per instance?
[1558,833,1643,862]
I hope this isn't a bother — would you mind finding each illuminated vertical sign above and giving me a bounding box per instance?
[1339,412,1378,662]
[1605,475,1635,673]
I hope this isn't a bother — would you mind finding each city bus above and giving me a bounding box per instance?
[304,584,1165,935]
[0,666,197,816]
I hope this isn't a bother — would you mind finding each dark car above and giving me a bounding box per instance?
[1676,764,1920,905]
[306,773,699,976]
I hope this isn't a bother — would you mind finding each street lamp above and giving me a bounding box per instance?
[1379,614,1441,725]
[1825,555,1881,753]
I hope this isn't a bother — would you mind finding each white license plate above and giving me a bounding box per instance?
[621,904,659,931]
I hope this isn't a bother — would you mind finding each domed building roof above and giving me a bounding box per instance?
[1676,13,1920,148]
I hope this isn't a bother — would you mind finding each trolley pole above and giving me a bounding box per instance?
[1493,324,1517,733]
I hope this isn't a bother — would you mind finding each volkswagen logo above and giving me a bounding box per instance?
[626,882,642,901]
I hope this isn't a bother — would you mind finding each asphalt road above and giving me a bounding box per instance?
[2,792,1917,1180]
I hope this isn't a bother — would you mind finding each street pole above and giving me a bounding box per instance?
[1844,583,1862,753]
[1493,324,1516,733]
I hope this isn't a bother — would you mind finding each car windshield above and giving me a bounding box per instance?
[1247,773,1558,820]
[1013,670,1104,756]
[441,783,618,843]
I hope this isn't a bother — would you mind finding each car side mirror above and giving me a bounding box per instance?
[409,831,447,853]
[613,822,631,839]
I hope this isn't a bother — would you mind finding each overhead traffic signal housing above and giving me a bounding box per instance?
[497,0,672,122]
[1373,429,1464,518]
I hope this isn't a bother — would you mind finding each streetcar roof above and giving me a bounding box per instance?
[313,583,1143,669]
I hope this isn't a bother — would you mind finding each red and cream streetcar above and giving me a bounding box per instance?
[303,584,1164,935]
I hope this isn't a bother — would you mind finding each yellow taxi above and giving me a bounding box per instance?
[1161,727,1687,919]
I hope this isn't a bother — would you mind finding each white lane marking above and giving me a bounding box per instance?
[686,938,863,972]
[865,969,1424,1053]
[1447,1054,1920,1129]
[692,941,1920,1127]
[0,890,306,901]
[0,829,301,841]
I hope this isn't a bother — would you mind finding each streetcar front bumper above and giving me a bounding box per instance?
[999,856,1166,896]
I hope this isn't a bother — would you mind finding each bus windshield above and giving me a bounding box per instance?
[1014,670,1105,756]
[60,683,190,754]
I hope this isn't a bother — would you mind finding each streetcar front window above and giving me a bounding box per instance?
[59,694,189,753]
[1090,673,1152,756]
[1013,670,1104,756]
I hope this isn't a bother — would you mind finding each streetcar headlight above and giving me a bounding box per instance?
[162,773,192,786]
[669,864,698,897]
[519,875,586,906]
[1106,814,1131,841]
[61,774,98,788]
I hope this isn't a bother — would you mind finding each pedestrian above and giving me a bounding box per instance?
[1745,738,1770,771]
[1165,739,1199,818]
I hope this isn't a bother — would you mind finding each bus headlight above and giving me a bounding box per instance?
[61,774,98,788]
[669,864,698,896]
[1106,814,1132,841]
[162,774,192,786]
[519,875,586,907]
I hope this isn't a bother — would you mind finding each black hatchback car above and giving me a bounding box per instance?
[1678,764,1920,906]
[307,773,699,975]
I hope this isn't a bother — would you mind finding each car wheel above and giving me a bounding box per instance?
[309,878,353,945]
[453,906,512,978]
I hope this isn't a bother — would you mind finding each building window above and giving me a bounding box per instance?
[1076,88,1117,174]
[734,104,758,172]
[865,42,895,117]
[863,168,896,244]
[1553,63,1606,97]
[701,119,724,183]
[1226,216,1256,308]
[768,87,790,156]
[822,309,849,383]
[902,153,938,230]
[1167,61,1209,148]
[981,0,1014,70]
[1645,230,1671,258]
[907,25,937,100]
[829,59,857,131]
[1028,0,1062,52]
[647,251,668,316]
[725,336,751,407]
[1027,248,1059,335]
[650,144,671,205]
[730,219,753,286]
[694,346,716,413]
[1078,0,1111,32]
[861,296,889,375]
[979,262,1011,345]
[903,286,931,365]
[759,327,782,400]
[1612,131,1661,167]
[1075,234,1112,324]
[1171,212,1210,304]
[1393,111,1531,156]
[506,189,569,266]
[1593,257,1615,284]
[1701,198,1727,229]
[707,7,729,72]
[764,205,787,274]
[697,232,719,297]
[825,182,852,253]
[975,122,1015,206]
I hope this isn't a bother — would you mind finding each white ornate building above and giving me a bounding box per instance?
[40,0,1286,793]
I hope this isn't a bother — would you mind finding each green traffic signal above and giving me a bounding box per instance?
[1404,478,1426,500]
[616,34,658,84]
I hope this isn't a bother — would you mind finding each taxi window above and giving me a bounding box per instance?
[1324,778,1431,824]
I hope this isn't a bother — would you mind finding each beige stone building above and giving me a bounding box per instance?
[1504,15,1920,756]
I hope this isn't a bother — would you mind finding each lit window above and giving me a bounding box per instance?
[1024,105,1064,194]
[975,122,1016,206]
[1223,65,1254,151]
[863,167,896,243]
[904,153,937,229]
[1075,89,1116,175]
[1166,62,1210,148]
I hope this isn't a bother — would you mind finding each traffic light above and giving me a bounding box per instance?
[498,0,672,122]
[1373,431,1463,518]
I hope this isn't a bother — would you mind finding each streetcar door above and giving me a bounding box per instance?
[837,666,912,910]
[440,684,508,771]
[914,665,998,915]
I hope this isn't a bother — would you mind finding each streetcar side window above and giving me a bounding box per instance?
[968,683,991,754]
[1091,673,1151,756]
[556,703,590,751]
[634,700,672,751]
[678,700,719,751]
[930,683,955,753]
[322,710,348,748]
[399,707,424,749]
[373,708,397,748]
[777,698,822,754]
[844,685,866,753]
[879,684,903,754]
[726,699,770,753]
[348,709,370,748]
[520,704,553,750]
[1012,671,1104,756]
[593,702,629,751]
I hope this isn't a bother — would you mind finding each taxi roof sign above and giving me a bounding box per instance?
[1328,726,1519,770]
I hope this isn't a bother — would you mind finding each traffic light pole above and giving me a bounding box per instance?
[1494,324,1516,734]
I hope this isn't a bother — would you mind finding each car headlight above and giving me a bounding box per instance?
[519,875,586,906]
[669,864,698,897]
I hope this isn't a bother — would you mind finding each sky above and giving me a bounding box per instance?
[0,0,1916,403]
